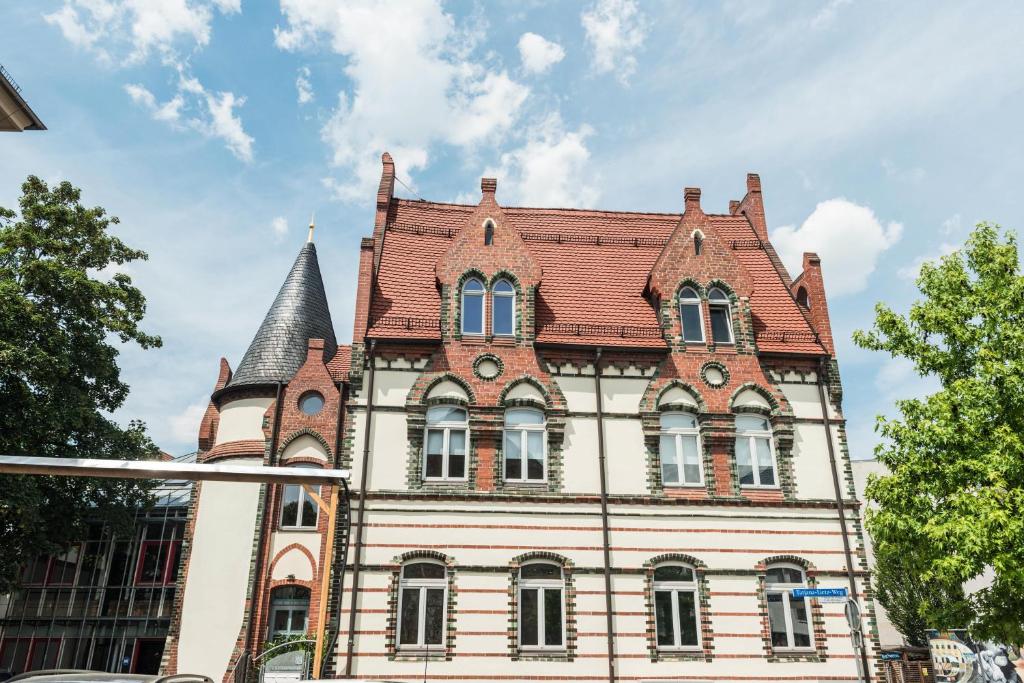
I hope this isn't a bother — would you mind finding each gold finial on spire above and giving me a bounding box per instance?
[307,212,315,243]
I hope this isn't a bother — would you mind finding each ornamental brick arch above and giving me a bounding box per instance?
[642,553,714,663]
[641,378,707,413]
[497,375,551,409]
[507,551,577,661]
[384,550,458,661]
[277,427,333,462]
[268,543,318,582]
[754,555,828,662]
[728,381,786,416]
[412,371,477,407]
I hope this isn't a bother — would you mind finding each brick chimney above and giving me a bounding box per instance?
[791,252,835,356]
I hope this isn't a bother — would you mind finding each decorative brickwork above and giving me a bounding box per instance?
[507,552,577,662]
[754,556,828,663]
[384,550,458,661]
[642,554,714,662]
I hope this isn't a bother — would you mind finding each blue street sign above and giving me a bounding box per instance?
[791,587,848,598]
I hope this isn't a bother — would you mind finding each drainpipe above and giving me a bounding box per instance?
[318,381,350,678]
[243,381,284,659]
[344,340,377,677]
[593,348,617,683]
[816,358,871,683]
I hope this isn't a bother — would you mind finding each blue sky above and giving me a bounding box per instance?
[2,0,1023,458]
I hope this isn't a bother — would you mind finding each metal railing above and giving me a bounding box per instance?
[0,64,23,93]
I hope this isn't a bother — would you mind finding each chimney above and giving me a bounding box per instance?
[793,252,835,356]
[683,187,703,215]
[729,199,740,214]
[373,152,396,270]
[481,177,497,199]
[737,172,768,241]
[306,338,326,362]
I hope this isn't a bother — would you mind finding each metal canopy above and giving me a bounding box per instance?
[0,455,349,485]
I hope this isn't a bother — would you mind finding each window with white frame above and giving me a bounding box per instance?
[735,415,777,487]
[424,406,468,480]
[269,586,309,639]
[679,287,704,343]
[519,562,564,649]
[492,278,515,336]
[461,277,485,335]
[398,561,447,650]
[280,465,320,529]
[708,287,733,343]
[765,565,812,650]
[659,412,703,486]
[504,408,546,482]
[653,564,701,650]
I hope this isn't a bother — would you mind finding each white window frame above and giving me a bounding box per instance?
[461,277,486,336]
[659,412,703,487]
[397,561,448,651]
[707,287,734,344]
[268,588,310,639]
[279,464,320,530]
[735,415,779,489]
[518,562,566,651]
[765,564,814,652]
[679,287,705,343]
[492,278,516,337]
[503,408,547,484]
[653,564,702,651]
[423,407,469,482]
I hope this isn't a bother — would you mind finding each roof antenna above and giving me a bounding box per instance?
[307,212,315,243]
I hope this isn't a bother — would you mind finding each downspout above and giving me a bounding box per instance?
[320,381,350,678]
[593,348,616,683]
[243,381,284,659]
[344,339,377,677]
[816,358,871,683]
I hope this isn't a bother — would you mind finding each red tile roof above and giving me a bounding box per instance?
[367,198,824,355]
[327,344,352,381]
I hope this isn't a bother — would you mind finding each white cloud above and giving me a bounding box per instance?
[271,216,289,241]
[275,0,531,203]
[124,83,184,123]
[770,198,903,296]
[581,0,648,85]
[486,114,599,208]
[296,66,314,104]
[168,397,208,447]
[518,32,565,74]
[201,89,254,162]
[881,158,925,183]
[941,213,962,235]
[897,242,959,281]
[810,0,854,30]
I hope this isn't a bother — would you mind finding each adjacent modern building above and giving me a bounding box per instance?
[0,455,193,673]
[164,153,881,683]
[0,64,45,132]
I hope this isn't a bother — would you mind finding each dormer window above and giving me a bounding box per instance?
[492,278,515,336]
[679,287,704,343]
[708,287,733,344]
[461,278,485,335]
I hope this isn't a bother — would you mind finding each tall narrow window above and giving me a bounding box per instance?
[708,287,733,343]
[281,465,320,529]
[653,564,700,650]
[519,563,564,649]
[269,586,310,639]
[679,287,704,343]
[424,406,468,481]
[765,565,812,650]
[504,408,546,482]
[398,562,447,650]
[735,415,776,487]
[492,278,515,336]
[461,278,485,335]
[484,220,495,246]
[693,231,703,255]
[659,413,702,486]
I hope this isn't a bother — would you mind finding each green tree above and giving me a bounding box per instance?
[854,223,1024,644]
[0,176,162,593]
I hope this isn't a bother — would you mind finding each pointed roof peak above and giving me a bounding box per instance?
[226,241,337,390]
[307,212,316,243]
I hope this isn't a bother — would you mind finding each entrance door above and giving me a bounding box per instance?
[132,639,164,674]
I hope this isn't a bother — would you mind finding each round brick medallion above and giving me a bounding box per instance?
[473,354,503,381]
[700,361,729,388]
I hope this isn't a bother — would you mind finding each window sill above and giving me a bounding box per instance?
[503,479,548,486]
[278,526,319,532]
[663,483,705,489]
[518,646,567,653]
[739,484,781,490]
[423,478,469,484]
[657,646,703,653]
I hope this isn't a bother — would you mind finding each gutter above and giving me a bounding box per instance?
[816,358,871,683]
[344,339,377,677]
[593,348,617,683]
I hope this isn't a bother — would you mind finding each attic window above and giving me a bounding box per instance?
[692,230,704,256]
[796,286,810,309]
[484,220,495,246]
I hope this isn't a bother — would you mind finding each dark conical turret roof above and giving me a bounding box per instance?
[227,241,336,388]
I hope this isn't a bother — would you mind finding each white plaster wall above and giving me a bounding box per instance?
[268,529,318,582]
[554,376,597,412]
[790,423,848,500]
[778,382,840,420]
[368,411,410,490]
[177,457,262,680]
[560,417,600,494]
[505,381,545,402]
[733,388,771,409]
[280,434,328,463]
[658,385,698,408]
[214,397,274,445]
[603,418,648,495]
[348,410,367,487]
[374,370,416,407]
[599,378,648,413]
[426,379,469,402]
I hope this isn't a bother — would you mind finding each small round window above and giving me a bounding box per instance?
[298,391,324,416]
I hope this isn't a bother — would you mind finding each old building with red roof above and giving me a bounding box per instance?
[166,153,879,683]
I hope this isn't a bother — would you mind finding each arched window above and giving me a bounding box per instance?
[693,230,703,256]
[504,408,546,482]
[708,287,733,344]
[653,564,700,650]
[492,278,515,337]
[398,561,447,650]
[765,564,812,650]
[659,413,702,486]
[735,415,776,487]
[679,287,704,343]
[484,220,495,246]
[519,562,564,650]
[796,286,809,308]
[461,278,485,335]
[280,464,319,529]
[424,406,468,481]
[269,586,310,639]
